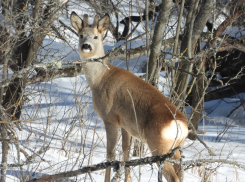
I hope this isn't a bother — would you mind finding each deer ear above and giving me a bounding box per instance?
[98,14,110,34]
[70,11,83,32]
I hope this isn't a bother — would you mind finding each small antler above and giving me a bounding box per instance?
[92,15,99,28]
[83,14,89,27]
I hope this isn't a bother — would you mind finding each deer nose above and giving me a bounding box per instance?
[82,44,92,52]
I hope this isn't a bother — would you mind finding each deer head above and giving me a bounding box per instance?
[70,12,110,59]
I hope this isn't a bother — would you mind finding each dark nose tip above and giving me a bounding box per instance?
[82,44,92,50]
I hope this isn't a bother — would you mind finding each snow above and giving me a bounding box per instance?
[11,72,245,182]
[2,1,245,182]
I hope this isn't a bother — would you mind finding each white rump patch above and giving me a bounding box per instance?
[83,49,91,53]
[161,120,188,141]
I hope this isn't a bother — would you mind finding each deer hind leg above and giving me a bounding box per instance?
[148,139,182,182]
[173,140,185,182]
[104,122,119,182]
[121,128,132,182]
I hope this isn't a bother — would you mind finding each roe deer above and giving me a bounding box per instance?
[70,12,188,182]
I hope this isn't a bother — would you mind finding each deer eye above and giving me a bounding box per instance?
[80,35,83,39]
[94,36,98,39]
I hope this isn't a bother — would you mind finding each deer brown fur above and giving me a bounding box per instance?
[70,12,188,182]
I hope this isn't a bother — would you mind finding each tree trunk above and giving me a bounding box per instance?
[174,0,199,108]
[3,0,60,119]
[174,0,213,130]
[0,125,8,182]
[147,0,173,85]
[190,65,206,130]
[188,3,243,131]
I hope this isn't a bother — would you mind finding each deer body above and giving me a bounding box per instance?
[70,12,188,182]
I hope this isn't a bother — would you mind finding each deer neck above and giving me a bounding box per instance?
[81,51,109,88]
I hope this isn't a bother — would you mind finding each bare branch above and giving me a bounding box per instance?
[0,160,42,169]
[28,147,179,182]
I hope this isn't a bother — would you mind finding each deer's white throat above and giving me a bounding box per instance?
[81,57,107,88]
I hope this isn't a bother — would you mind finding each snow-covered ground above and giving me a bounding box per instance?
[2,1,245,181]
[10,72,245,182]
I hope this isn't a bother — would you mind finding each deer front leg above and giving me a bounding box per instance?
[104,123,119,182]
[121,128,132,182]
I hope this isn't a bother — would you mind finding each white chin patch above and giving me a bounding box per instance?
[83,49,91,53]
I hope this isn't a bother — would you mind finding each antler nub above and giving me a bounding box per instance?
[92,15,99,28]
[83,14,89,27]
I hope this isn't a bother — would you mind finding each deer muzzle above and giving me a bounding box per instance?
[82,43,92,53]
